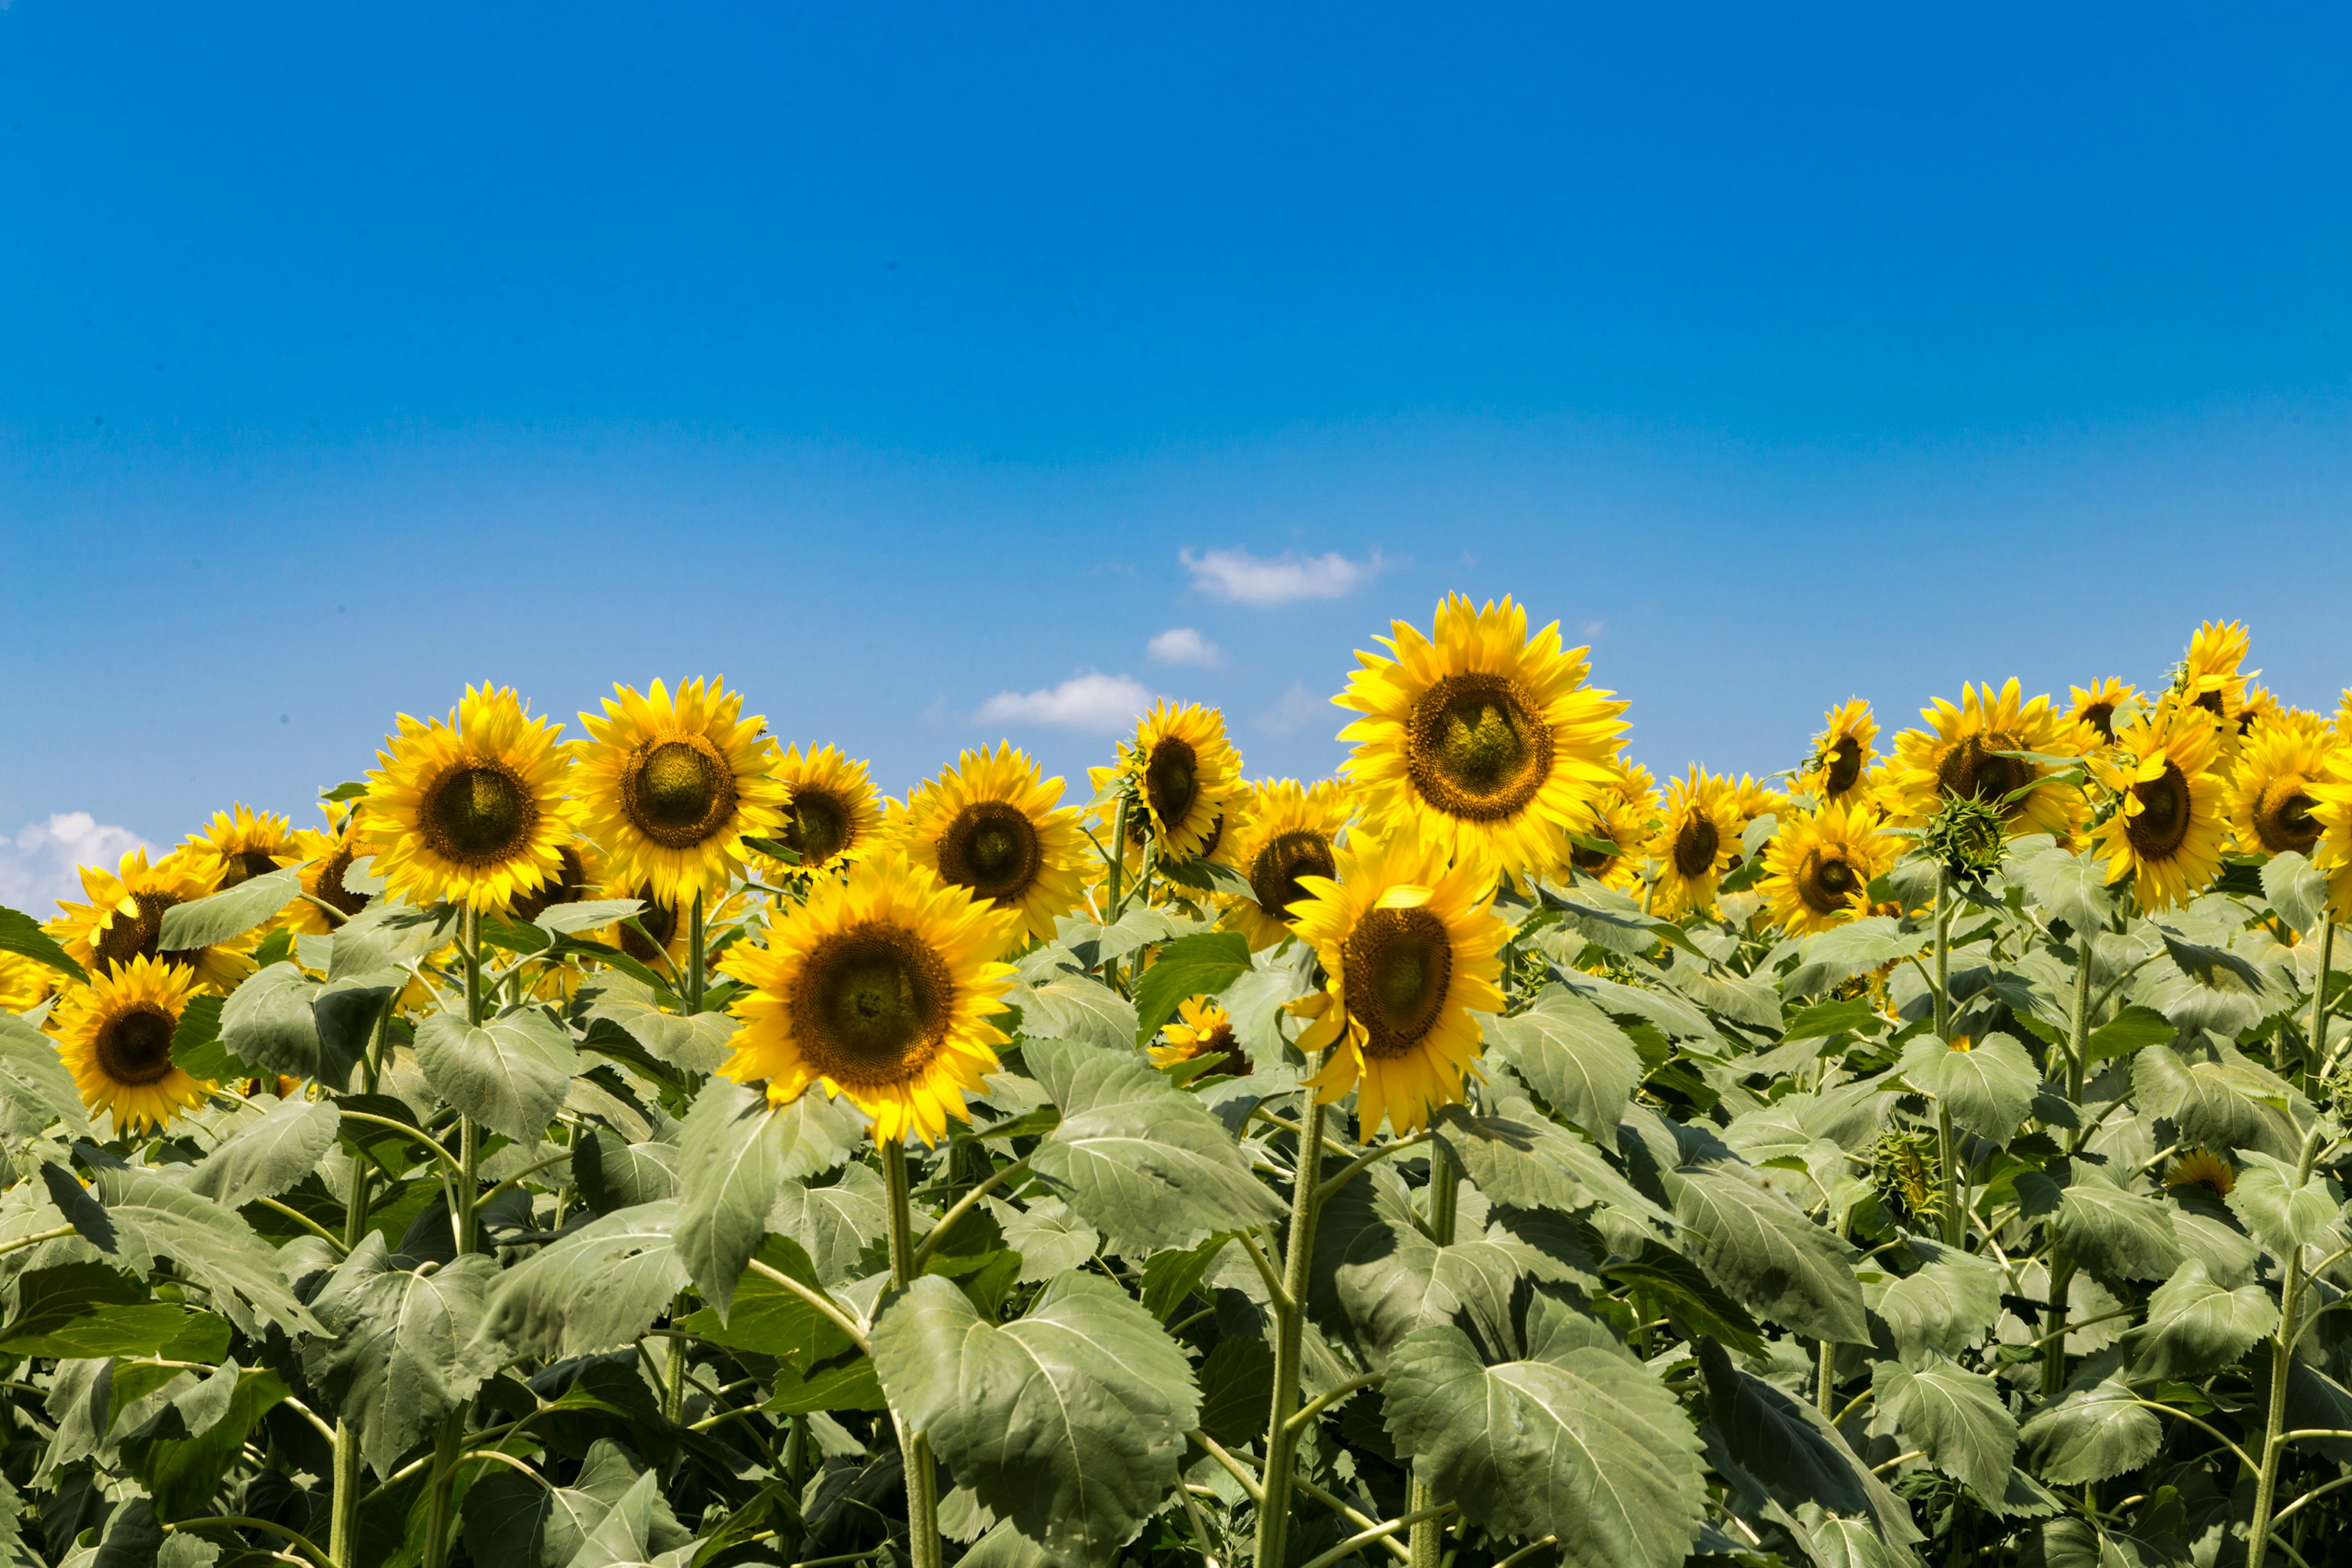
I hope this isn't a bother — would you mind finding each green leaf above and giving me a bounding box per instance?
[1781,998,1883,1042]
[572,1129,680,1214]
[2127,1257,2279,1379]
[1194,1334,1275,1448]
[1666,1161,1868,1343]
[680,1235,858,1373]
[0,1264,221,1359]
[1131,930,1251,1043]
[674,1079,790,1315]
[1486,987,1642,1149]
[1602,1243,1765,1356]
[2082,1006,2175,1066]
[871,1272,1200,1561]
[1869,1238,2005,1360]
[165,992,253,1087]
[1023,1037,1283,1251]
[414,1004,581,1145]
[2228,1150,2347,1256]
[771,1163,889,1286]
[995,1197,1099,1284]
[1381,1296,1706,1567]
[0,902,86,983]
[218,962,325,1079]
[186,1097,339,1210]
[304,1235,500,1475]
[1433,1099,1665,1227]
[1899,1031,2038,1144]
[2130,1044,2294,1158]
[577,976,735,1073]
[1017,975,1138,1052]
[119,1360,289,1520]
[2056,1169,2186,1284]
[2261,851,2331,936]
[1308,1175,1565,1361]
[1695,1337,1920,1545]
[464,1439,685,1568]
[1158,853,1256,899]
[80,1166,325,1336]
[1781,918,1926,999]
[479,1200,690,1358]
[156,865,306,951]
[0,1009,90,1136]
[2013,847,2119,935]
[1870,1353,2017,1498]
[2018,1377,2162,1485]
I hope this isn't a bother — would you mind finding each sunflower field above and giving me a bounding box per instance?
[4,601,2352,1568]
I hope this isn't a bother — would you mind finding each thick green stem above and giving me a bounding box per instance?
[1254,1096,1330,1568]
[883,1140,943,1568]
[419,1393,465,1568]
[1104,796,1131,993]
[685,891,706,1015]
[2247,1128,2331,1568]
[2309,918,2337,1080]
[329,1000,390,1568]
[2043,945,2097,1397]
[1931,869,1963,1246]
[1408,1145,1458,1568]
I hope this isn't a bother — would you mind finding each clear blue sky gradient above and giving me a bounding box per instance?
[4,4,2350,844]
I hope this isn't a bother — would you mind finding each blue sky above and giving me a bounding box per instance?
[3,4,2350,903]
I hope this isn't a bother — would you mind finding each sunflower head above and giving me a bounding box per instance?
[1886,679,2086,843]
[183,804,296,891]
[1218,778,1351,948]
[769,745,883,878]
[901,743,1088,945]
[1870,1128,1943,1231]
[2176,620,2255,731]
[1112,703,1243,862]
[574,678,788,907]
[0,952,55,1014]
[2228,716,2334,858]
[511,840,601,925]
[1807,699,1878,805]
[1646,768,1741,917]
[2090,698,2229,911]
[50,848,254,993]
[717,850,1019,1145]
[1149,995,1246,1076]
[52,954,211,1133]
[1761,801,1896,935]
[1921,795,2010,883]
[360,685,579,913]
[285,805,375,935]
[2165,1147,2236,1200]
[2069,679,2137,746]
[1336,595,1627,881]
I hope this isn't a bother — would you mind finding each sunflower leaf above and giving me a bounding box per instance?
[2260,851,2330,937]
[1898,1030,2038,1144]
[674,1079,791,1316]
[477,1200,690,1358]
[0,902,87,984]
[303,1235,500,1474]
[80,1165,326,1336]
[156,865,307,952]
[576,975,734,1073]
[1486,986,1642,1149]
[186,1096,340,1211]
[414,1003,582,1145]
[1131,930,1252,1044]
[2013,847,2119,937]
[0,1009,91,1136]
[2018,1376,2162,1486]
[2127,1257,2278,1379]
[1665,1159,1868,1344]
[2228,1150,2348,1256]
[2056,1167,2185,1284]
[1870,1352,2018,1498]
[218,963,326,1080]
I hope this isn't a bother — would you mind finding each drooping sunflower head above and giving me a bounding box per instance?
[1148,995,1246,1076]
[900,743,1088,946]
[1123,703,1243,861]
[1806,699,1879,805]
[2068,679,2138,747]
[1760,801,1897,935]
[51,954,211,1133]
[1886,679,2086,843]
[0,952,55,1014]
[769,745,883,878]
[717,850,1019,1145]
[1646,767,1741,918]
[359,685,579,913]
[285,805,374,935]
[2176,620,2255,733]
[1286,832,1509,1137]
[2226,715,2334,858]
[50,847,254,993]
[182,804,296,892]
[2165,1148,2236,1200]
[1218,778,1351,948]
[1336,594,1628,881]
[575,677,789,906]
[2090,698,2229,912]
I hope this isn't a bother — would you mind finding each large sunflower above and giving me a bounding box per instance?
[182,804,297,892]
[360,685,578,913]
[1806,700,1878,807]
[2068,679,2136,745]
[1336,595,1627,880]
[1883,679,2086,842]
[717,850,1018,1145]
[0,952,53,1014]
[1760,801,1896,935]
[50,848,254,992]
[574,678,788,907]
[285,806,375,935]
[899,743,1089,945]
[2227,715,2333,858]
[51,954,211,1132]
[2090,700,2229,911]
[1646,768,1741,918]
[1122,703,1243,861]
[1287,834,1507,1136]
[2177,620,2255,732]
[767,745,883,878]
[1218,778,1351,948]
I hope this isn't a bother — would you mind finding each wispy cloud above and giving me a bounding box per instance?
[975,671,1161,733]
[1180,546,1384,608]
[1257,680,1329,738]
[0,813,153,913]
[1147,627,1223,668]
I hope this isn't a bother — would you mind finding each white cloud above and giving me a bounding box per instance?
[1147,627,1223,668]
[1180,546,1384,608]
[1580,620,1607,643]
[0,813,153,914]
[1257,680,1328,738]
[975,671,1161,734]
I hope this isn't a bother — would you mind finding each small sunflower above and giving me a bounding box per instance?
[2227,716,2334,858]
[2090,699,2229,911]
[2177,620,2255,732]
[717,850,1018,1145]
[1646,768,1741,918]
[2068,679,2137,745]
[1287,834,1509,1137]
[1557,787,1651,893]
[285,806,375,935]
[2164,1148,2235,1200]
[1218,778,1351,948]
[1336,594,1627,882]
[1732,774,1789,830]
[182,804,297,892]
[1806,700,1879,807]
[1121,703,1243,862]
[50,848,254,993]
[1760,801,1896,935]
[359,685,579,913]
[2237,685,2280,736]
[1148,995,1245,1076]
[0,952,54,1014]
[51,954,211,1133]
[574,678,788,907]
[768,745,884,878]
[900,744,1090,946]
[1883,679,2086,842]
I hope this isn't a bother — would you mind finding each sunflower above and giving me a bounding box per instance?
[2090,699,2229,911]
[512,839,601,924]
[767,745,883,878]
[1119,703,1243,862]
[1286,832,1508,1136]
[2177,620,2255,732]
[2068,679,2136,745]
[2164,1148,2235,1200]
[50,848,254,993]
[51,954,211,1133]
[1760,801,1896,935]
[899,744,1089,945]
[2236,685,2280,736]
[1218,778,1351,948]
[2302,747,2352,920]
[2226,716,2334,858]
[182,804,297,892]
[1732,775,1789,830]
[359,685,578,913]
[1556,785,1651,894]
[573,678,788,907]
[1883,679,2086,842]
[1148,995,1245,1076]
[1805,700,1878,807]
[1646,768,1741,918]
[285,806,375,935]
[0,952,54,1014]
[717,850,1018,1145]
[1336,595,1627,881]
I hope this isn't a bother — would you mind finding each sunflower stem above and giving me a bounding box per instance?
[2247,1122,2329,1568]
[1104,796,1131,992]
[2044,933,2097,1398]
[685,891,706,1015]
[328,1005,385,1568]
[881,1139,943,1568]
[1254,1095,1329,1568]
[2309,916,2336,1083]
[1931,867,1963,1248]
[1408,1143,1457,1568]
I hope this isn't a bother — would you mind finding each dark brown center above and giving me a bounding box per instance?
[1796,847,1862,916]
[785,788,852,868]
[2124,762,2194,860]
[1248,829,1337,924]
[622,736,739,850]
[1404,671,1553,821]
[789,921,954,1088]
[937,801,1042,903]
[1824,735,1863,796]
[1934,732,2033,816]
[1341,906,1454,1060]
[2254,777,2320,857]
[96,1004,178,1087]
[421,761,536,866]
[1672,814,1719,880]
[1145,738,1201,836]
